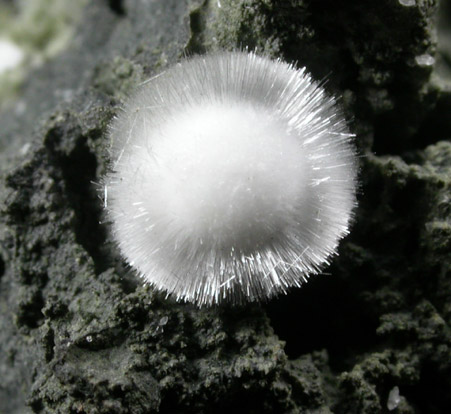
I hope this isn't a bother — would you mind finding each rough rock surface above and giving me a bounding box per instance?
[0,0,450,413]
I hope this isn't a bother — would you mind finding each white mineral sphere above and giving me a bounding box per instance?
[104,51,357,306]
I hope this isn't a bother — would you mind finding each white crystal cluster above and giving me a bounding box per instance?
[104,51,358,306]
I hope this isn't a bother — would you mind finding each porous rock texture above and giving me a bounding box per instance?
[0,0,450,413]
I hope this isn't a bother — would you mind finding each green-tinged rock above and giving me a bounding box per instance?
[0,0,87,107]
[0,0,449,413]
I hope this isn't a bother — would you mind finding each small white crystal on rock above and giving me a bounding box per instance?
[387,386,401,411]
[415,54,435,67]
[399,0,415,7]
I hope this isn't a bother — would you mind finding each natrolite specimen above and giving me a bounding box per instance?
[104,51,357,306]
